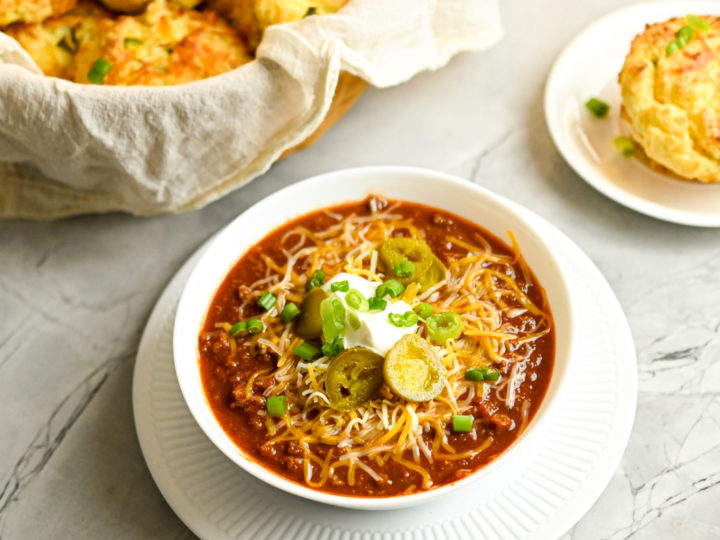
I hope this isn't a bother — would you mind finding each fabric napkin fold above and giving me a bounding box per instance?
[0,0,502,218]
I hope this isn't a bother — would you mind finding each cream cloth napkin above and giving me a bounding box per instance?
[0,0,502,218]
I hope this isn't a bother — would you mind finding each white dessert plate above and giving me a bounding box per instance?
[132,201,637,539]
[545,1,720,227]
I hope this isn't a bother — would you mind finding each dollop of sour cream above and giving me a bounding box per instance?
[323,273,417,356]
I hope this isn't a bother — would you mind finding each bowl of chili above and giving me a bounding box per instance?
[173,166,576,509]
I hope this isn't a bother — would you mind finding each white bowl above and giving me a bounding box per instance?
[173,166,576,510]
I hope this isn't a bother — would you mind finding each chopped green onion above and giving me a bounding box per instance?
[321,336,345,358]
[368,297,387,311]
[229,321,247,337]
[585,97,610,118]
[307,269,326,291]
[345,289,369,312]
[388,311,419,327]
[465,368,484,382]
[266,395,287,416]
[304,6,316,17]
[57,38,73,54]
[614,136,636,157]
[666,25,694,57]
[320,295,346,342]
[481,366,500,382]
[404,311,419,326]
[426,312,463,344]
[87,58,112,84]
[413,302,434,319]
[393,260,415,278]
[452,414,473,432]
[465,366,500,382]
[676,25,694,45]
[280,302,300,323]
[687,14,711,31]
[293,341,321,361]
[58,27,78,54]
[330,280,349,293]
[376,279,405,299]
[347,309,362,330]
[257,291,277,311]
[57,32,77,54]
[246,317,263,334]
[123,37,143,49]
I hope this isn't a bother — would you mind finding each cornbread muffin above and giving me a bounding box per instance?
[73,0,251,85]
[254,0,348,29]
[96,0,200,16]
[0,0,76,27]
[6,0,250,85]
[4,1,106,78]
[203,0,259,49]
[205,0,348,50]
[619,15,720,183]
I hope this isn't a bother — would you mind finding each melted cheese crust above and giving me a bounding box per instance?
[0,0,76,27]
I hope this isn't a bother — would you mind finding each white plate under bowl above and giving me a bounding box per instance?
[132,201,637,539]
[172,166,575,510]
[545,1,720,227]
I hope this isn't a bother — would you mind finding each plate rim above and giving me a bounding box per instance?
[544,0,720,228]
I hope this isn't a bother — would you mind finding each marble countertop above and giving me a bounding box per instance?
[2,0,719,538]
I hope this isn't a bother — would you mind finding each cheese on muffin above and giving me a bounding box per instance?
[95,0,200,16]
[619,15,720,183]
[202,0,259,49]
[254,0,348,29]
[205,0,348,51]
[0,0,76,27]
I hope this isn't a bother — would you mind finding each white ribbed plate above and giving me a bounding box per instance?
[132,207,637,540]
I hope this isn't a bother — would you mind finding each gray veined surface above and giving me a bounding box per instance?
[2,0,720,537]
